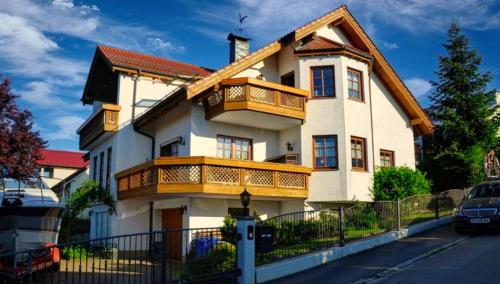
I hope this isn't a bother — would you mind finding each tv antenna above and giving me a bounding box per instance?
[238,12,248,34]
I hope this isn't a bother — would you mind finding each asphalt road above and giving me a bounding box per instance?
[270,225,500,284]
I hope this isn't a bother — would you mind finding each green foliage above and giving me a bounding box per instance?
[345,202,380,229]
[60,180,116,243]
[179,243,236,280]
[373,167,431,201]
[61,245,89,260]
[423,22,499,190]
[220,216,236,244]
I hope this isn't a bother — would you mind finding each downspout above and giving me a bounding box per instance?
[131,69,155,160]
[367,59,376,172]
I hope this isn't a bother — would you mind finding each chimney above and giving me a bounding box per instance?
[227,33,250,63]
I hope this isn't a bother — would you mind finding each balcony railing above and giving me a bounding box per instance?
[204,77,308,121]
[77,104,120,150]
[115,156,312,200]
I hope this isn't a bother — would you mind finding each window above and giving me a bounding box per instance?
[39,167,54,178]
[228,207,246,218]
[160,140,180,157]
[351,137,367,171]
[313,135,338,169]
[92,156,98,180]
[380,150,394,168]
[216,135,252,160]
[281,71,295,87]
[311,66,335,97]
[105,147,112,190]
[347,68,363,101]
[99,151,104,187]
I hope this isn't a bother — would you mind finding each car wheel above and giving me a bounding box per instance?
[455,227,467,235]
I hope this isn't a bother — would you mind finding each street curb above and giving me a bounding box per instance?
[256,217,452,283]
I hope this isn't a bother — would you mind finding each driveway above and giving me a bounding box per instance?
[269,225,495,284]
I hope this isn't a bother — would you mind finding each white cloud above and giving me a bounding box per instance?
[381,41,399,50]
[191,0,500,45]
[46,115,85,141]
[404,78,433,99]
[17,81,81,110]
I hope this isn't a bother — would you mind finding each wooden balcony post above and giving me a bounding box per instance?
[201,164,207,184]
[273,171,279,188]
[274,91,280,107]
[245,84,251,102]
[240,168,246,186]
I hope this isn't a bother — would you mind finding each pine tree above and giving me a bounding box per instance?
[423,22,499,190]
[0,75,47,180]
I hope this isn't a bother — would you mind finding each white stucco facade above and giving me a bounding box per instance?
[81,15,423,236]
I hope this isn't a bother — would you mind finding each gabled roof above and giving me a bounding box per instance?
[37,149,88,169]
[97,45,213,78]
[185,5,433,134]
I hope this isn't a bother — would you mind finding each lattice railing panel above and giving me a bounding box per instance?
[225,86,245,102]
[244,169,274,186]
[206,90,223,108]
[104,110,119,124]
[142,168,154,185]
[117,177,129,192]
[278,172,306,189]
[159,165,201,184]
[250,86,275,105]
[129,172,142,189]
[206,166,240,185]
[279,92,304,110]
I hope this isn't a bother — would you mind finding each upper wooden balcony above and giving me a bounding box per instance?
[77,104,120,150]
[204,77,308,130]
[115,156,312,200]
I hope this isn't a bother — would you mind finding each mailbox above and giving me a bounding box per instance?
[255,225,275,253]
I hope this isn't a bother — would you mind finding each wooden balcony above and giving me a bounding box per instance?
[115,156,312,200]
[77,104,120,150]
[204,77,308,130]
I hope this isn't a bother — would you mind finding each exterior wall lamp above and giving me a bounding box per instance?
[177,136,185,145]
[240,188,252,216]
[286,142,293,152]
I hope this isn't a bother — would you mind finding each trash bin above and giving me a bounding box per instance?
[193,237,218,259]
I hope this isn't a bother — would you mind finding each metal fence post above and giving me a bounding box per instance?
[435,195,440,219]
[27,250,33,284]
[338,207,345,247]
[396,199,401,231]
[160,232,167,284]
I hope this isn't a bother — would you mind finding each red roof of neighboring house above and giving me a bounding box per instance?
[37,149,88,169]
[98,45,213,78]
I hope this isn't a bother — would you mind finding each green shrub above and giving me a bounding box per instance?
[345,202,380,229]
[373,166,431,201]
[178,243,236,280]
[61,245,89,259]
[220,216,236,244]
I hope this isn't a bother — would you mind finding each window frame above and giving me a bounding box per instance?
[379,149,395,168]
[99,151,104,188]
[312,135,339,170]
[351,136,367,171]
[280,71,295,87]
[92,156,98,181]
[216,135,253,160]
[160,140,180,157]
[347,68,364,102]
[310,66,335,98]
[105,147,112,190]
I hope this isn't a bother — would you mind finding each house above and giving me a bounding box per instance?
[77,5,433,238]
[53,166,89,207]
[36,149,88,189]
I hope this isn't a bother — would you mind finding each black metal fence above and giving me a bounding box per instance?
[0,227,237,284]
[256,189,466,266]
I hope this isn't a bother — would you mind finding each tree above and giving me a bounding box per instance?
[0,75,46,179]
[423,22,499,190]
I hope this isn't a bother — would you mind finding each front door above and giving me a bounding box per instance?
[162,208,183,259]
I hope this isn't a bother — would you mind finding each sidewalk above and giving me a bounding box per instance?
[269,225,461,284]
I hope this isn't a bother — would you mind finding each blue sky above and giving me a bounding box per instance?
[1,0,499,151]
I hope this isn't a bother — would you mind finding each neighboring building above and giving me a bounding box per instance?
[77,6,433,238]
[37,149,88,189]
[53,166,90,204]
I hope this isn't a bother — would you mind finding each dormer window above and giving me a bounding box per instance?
[347,68,363,102]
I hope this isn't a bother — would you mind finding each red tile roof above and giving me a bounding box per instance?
[37,149,88,169]
[98,45,213,78]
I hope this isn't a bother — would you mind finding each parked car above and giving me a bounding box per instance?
[452,179,500,234]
